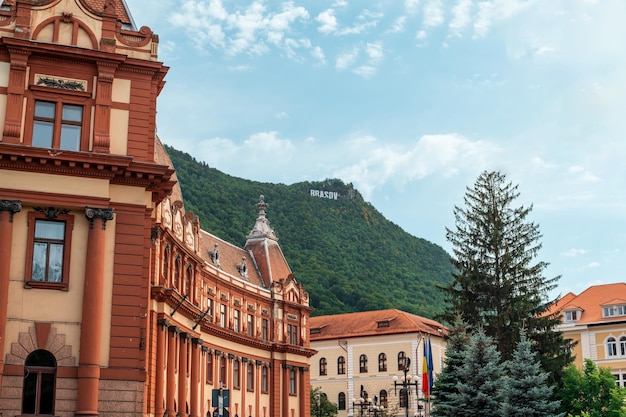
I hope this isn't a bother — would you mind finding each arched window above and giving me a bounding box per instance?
[397,351,406,370]
[185,264,192,297]
[22,349,56,415]
[399,388,408,408]
[173,255,181,290]
[163,245,170,285]
[338,392,346,410]
[608,337,617,357]
[319,357,327,376]
[620,336,626,356]
[337,356,346,375]
[378,353,387,372]
[379,390,388,407]
[359,354,368,373]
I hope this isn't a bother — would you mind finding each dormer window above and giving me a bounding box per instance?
[603,305,626,318]
[564,310,579,322]
[237,256,248,279]
[377,320,390,328]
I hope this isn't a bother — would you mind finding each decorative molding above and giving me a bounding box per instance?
[247,304,256,312]
[84,206,114,230]
[287,313,298,321]
[0,199,21,222]
[34,206,69,219]
[34,74,87,91]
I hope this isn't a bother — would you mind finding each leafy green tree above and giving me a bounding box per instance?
[441,170,572,381]
[452,328,505,417]
[311,386,338,417]
[557,359,626,417]
[502,331,562,417]
[431,316,469,417]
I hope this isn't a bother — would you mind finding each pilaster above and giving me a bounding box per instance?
[76,206,114,417]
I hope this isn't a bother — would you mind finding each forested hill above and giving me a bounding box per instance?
[166,145,454,319]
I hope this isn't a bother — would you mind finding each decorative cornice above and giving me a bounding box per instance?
[84,206,114,230]
[0,199,21,222]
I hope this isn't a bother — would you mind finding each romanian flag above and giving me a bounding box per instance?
[421,336,434,397]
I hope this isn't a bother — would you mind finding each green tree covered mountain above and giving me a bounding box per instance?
[166,145,454,318]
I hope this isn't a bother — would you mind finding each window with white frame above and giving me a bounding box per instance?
[564,310,579,322]
[607,337,618,357]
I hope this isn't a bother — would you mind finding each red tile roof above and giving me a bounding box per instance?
[551,283,626,324]
[310,309,446,341]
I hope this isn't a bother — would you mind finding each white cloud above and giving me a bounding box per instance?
[405,0,421,15]
[562,248,587,257]
[335,47,359,70]
[365,42,383,62]
[473,0,531,38]
[171,0,309,57]
[449,0,473,36]
[353,65,377,79]
[333,133,492,198]
[311,46,327,64]
[275,112,288,119]
[388,16,407,33]
[244,131,295,153]
[423,0,445,28]
[317,9,338,33]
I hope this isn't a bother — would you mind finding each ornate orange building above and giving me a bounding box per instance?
[0,1,314,416]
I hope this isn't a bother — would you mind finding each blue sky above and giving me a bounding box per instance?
[125,0,626,298]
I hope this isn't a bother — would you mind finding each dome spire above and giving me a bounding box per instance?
[247,195,278,241]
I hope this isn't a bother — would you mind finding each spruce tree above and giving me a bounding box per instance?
[441,170,573,381]
[502,332,562,417]
[453,328,504,417]
[431,316,469,417]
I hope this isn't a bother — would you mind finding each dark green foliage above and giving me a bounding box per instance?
[166,146,454,317]
[431,317,469,417]
[557,359,626,417]
[311,387,338,417]
[441,170,572,380]
[453,329,504,417]
[502,332,562,417]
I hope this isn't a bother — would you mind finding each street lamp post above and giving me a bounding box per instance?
[392,358,419,417]
[352,396,371,417]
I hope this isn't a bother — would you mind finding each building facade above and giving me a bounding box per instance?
[550,282,626,386]
[309,310,446,417]
[0,1,313,416]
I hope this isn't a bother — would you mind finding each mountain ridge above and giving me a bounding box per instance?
[166,145,454,318]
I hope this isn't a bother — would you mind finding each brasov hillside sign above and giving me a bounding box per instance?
[310,189,339,200]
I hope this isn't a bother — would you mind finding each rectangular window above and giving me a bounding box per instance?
[220,304,227,328]
[234,310,240,333]
[32,100,83,150]
[564,311,578,322]
[262,319,269,342]
[261,366,268,393]
[25,211,74,290]
[289,369,297,395]
[247,363,254,391]
[206,354,213,384]
[247,314,254,337]
[207,298,213,319]
[233,360,240,389]
[287,324,298,345]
